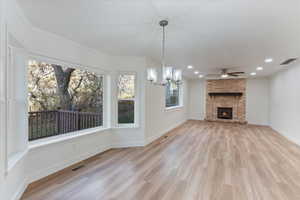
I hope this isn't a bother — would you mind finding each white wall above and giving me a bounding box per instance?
[145,58,190,144]
[246,78,270,125]
[269,64,300,145]
[26,129,112,183]
[145,79,189,144]
[0,0,5,178]
[188,79,206,120]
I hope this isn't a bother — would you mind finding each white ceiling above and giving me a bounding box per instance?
[17,0,300,78]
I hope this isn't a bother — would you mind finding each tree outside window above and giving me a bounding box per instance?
[28,60,103,140]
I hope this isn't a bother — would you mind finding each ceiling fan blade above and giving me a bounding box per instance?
[228,74,239,77]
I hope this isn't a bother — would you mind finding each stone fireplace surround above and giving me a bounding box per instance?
[205,79,247,123]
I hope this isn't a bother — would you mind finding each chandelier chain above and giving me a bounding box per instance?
[162,25,166,69]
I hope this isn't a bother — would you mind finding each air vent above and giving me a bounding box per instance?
[72,164,85,171]
[280,58,297,65]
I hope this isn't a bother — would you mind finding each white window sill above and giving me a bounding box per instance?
[115,124,139,129]
[7,149,28,173]
[165,105,184,112]
[29,127,111,150]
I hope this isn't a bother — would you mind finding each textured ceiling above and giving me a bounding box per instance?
[17,0,300,78]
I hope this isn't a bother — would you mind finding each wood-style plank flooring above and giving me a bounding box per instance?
[22,121,300,200]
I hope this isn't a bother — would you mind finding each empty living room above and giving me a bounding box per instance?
[1,0,300,200]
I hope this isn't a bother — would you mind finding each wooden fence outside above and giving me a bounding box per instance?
[28,110,102,141]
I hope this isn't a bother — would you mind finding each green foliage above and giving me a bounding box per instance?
[28,63,59,111]
[118,100,134,124]
[118,75,135,99]
[28,62,103,113]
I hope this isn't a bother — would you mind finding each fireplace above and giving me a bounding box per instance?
[217,107,233,120]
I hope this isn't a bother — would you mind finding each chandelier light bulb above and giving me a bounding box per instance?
[163,66,173,81]
[147,68,157,83]
[264,58,273,63]
[256,66,263,71]
[173,69,183,83]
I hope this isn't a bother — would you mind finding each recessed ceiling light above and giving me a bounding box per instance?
[250,72,256,76]
[256,66,263,71]
[194,71,199,75]
[264,58,273,63]
[187,65,193,69]
[199,74,204,78]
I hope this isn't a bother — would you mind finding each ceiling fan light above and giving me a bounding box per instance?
[264,58,273,63]
[221,74,228,78]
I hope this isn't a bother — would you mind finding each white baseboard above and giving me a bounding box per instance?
[188,117,205,121]
[111,140,145,148]
[145,120,187,146]
[271,126,300,147]
[27,144,112,183]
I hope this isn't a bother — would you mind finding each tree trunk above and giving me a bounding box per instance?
[52,65,75,110]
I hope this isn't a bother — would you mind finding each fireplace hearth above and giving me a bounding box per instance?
[217,107,233,120]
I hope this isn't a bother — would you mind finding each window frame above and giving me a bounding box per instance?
[116,72,138,128]
[165,81,183,110]
[27,54,108,142]
[6,45,30,172]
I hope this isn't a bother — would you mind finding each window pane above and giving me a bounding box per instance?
[166,82,180,108]
[28,60,103,141]
[118,75,135,124]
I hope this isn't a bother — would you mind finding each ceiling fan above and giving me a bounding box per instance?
[207,68,245,78]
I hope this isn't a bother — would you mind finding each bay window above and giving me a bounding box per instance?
[117,74,136,125]
[27,59,104,141]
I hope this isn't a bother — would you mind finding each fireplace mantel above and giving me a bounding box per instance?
[208,92,243,97]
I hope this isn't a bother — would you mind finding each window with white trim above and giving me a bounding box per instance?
[165,81,181,108]
[27,59,104,141]
[117,74,135,124]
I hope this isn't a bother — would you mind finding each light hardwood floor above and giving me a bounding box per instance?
[22,121,300,200]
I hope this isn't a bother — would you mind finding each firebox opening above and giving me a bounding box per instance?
[217,107,233,120]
